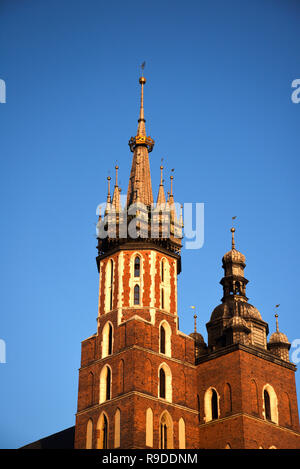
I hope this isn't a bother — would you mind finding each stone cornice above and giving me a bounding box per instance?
[76,390,198,417]
[196,343,297,371]
[79,344,196,372]
[199,411,300,437]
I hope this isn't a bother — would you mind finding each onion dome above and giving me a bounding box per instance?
[269,331,290,345]
[269,314,290,345]
[222,228,245,265]
[268,313,290,362]
[189,332,205,344]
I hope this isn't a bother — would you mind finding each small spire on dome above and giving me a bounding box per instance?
[275,305,280,332]
[194,314,197,333]
[231,227,236,250]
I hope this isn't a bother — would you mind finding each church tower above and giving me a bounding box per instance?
[197,228,300,449]
[74,75,198,450]
[74,76,300,449]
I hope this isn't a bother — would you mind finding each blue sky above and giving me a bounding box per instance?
[0,0,300,448]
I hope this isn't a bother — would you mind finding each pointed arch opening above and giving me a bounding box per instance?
[178,418,186,449]
[146,408,153,447]
[102,321,114,358]
[159,411,173,449]
[134,256,140,277]
[114,409,121,448]
[204,387,220,422]
[86,419,93,449]
[99,365,112,403]
[96,412,109,449]
[134,284,140,305]
[158,363,172,402]
[159,321,171,357]
[262,384,278,424]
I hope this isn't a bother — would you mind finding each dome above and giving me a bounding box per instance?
[223,249,245,265]
[210,301,262,322]
[269,331,290,345]
[189,332,205,344]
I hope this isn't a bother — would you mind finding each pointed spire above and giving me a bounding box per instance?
[112,165,121,212]
[127,74,154,207]
[156,165,166,205]
[137,76,146,137]
[105,176,112,214]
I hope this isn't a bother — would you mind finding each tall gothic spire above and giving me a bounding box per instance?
[127,75,155,207]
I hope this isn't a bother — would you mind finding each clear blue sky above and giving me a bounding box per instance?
[0,0,299,448]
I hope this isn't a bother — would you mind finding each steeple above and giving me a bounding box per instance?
[156,165,166,205]
[127,75,155,207]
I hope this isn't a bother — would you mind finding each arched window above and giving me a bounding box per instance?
[134,284,140,305]
[159,411,173,449]
[86,419,93,449]
[204,387,219,422]
[158,363,172,402]
[211,389,218,420]
[102,322,113,358]
[264,390,271,421]
[106,367,111,401]
[161,259,164,282]
[105,259,114,312]
[159,321,171,357]
[262,384,278,424]
[96,413,108,449]
[160,325,166,354]
[134,256,140,277]
[161,288,164,309]
[159,368,166,399]
[99,365,112,403]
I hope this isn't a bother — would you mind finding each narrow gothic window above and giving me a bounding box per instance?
[108,323,113,355]
[211,389,218,420]
[110,260,113,310]
[159,368,166,399]
[134,284,140,305]
[106,367,111,401]
[161,259,164,282]
[161,288,164,309]
[160,423,167,449]
[102,414,108,449]
[264,390,271,421]
[160,325,166,354]
[134,256,140,277]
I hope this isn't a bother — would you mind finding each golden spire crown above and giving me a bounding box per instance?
[128,75,155,153]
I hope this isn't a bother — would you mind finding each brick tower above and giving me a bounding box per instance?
[74,76,300,449]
